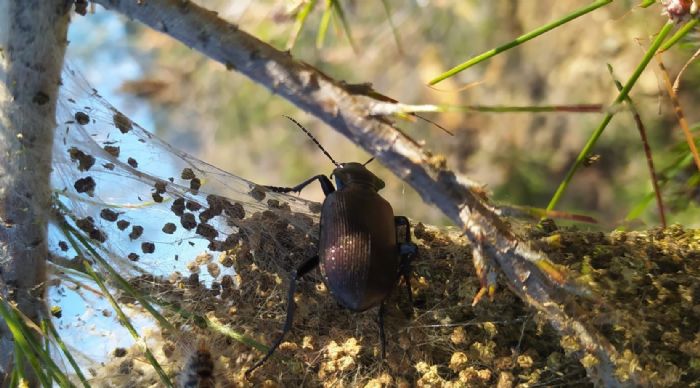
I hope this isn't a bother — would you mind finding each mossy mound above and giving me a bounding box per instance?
[93,223,699,387]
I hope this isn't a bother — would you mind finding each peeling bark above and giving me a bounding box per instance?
[0,0,70,381]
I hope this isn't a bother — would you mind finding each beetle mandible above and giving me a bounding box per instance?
[246,117,418,375]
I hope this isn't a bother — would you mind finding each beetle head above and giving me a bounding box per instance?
[332,162,385,191]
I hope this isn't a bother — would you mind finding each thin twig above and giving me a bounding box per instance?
[607,64,666,227]
[546,21,675,212]
[657,56,700,173]
[673,47,700,93]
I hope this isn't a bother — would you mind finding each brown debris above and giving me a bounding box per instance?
[68,147,96,171]
[73,176,96,195]
[113,111,133,133]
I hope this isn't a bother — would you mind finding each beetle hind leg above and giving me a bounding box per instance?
[395,216,418,309]
[245,255,320,376]
[377,302,387,359]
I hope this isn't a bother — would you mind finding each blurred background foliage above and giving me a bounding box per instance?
[110,0,699,227]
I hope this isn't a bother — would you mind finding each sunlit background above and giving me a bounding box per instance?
[67,1,700,229]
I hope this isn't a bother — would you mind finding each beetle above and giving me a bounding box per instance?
[245,117,418,375]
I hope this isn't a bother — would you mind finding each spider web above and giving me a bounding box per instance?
[48,64,322,385]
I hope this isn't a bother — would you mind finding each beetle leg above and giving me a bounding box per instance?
[245,255,320,376]
[398,244,417,307]
[394,216,411,243]
[377,302,386,359]
[265,175,335,196]
[395,216,418,307]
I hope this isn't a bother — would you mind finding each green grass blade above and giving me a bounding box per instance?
[287,0,318,50]
[73,232,175,332]
[152,294,268,352]
[546,21,675,211]
[0,300,53,387]
[10,347,23,387]
[45,319,90,388]
[206,314,269,353]
[372,102,603,116]
[83,259,173,387]
[381,0,403,54]
[331,0,358,53]
[428,0,613,85]
[54,200,265,358]
[40,320,50,355]
[608,63,666,226]
[660,18,700,52]
[316,0,333,49]
[54,200,175,332]
[626,146,695,219]
[61,227,174,388]
[2,299,73,387]
[626,192,656,220]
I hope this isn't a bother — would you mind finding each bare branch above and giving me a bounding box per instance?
[0,0,71,381]
[91,0,637,384]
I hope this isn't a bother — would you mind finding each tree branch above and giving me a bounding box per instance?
[0,0,71,382]
[90,0,637,384]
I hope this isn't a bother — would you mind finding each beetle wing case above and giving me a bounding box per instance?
[319,185,400,311]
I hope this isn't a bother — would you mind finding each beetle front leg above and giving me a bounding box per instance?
[246,255,320,376]
[265,175,335,196]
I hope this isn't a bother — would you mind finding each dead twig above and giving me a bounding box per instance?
[607,64,666,227]
[657,55,700,174]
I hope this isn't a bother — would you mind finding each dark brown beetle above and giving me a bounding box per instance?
[246,118,417,375]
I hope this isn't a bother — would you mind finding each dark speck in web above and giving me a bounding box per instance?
[113,111,133,134]
[116,220,130,231]
[75,216,106,243]
[162,223,177,234]
[152,192,164,203]
[58,241,69,251]
[181,168,195,180]
[186,201,202,212]
[249,185,266,201]
[129,225,144,240]
[224,201,245,219]
[154,180,167,194]
[181,213,197,230]
[100,208,119,222]
[141,242,155,254]
[75,111,90,125]
[171,198,186,216]
[69,147,95,171]
[74,176,96,195]
[196,223,218,239]
[104,145,120,157]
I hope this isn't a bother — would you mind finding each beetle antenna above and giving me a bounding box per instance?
[363,157,375,166]
[283,116,340,167]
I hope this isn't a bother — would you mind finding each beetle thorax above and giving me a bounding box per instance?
[333,162,385,191]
